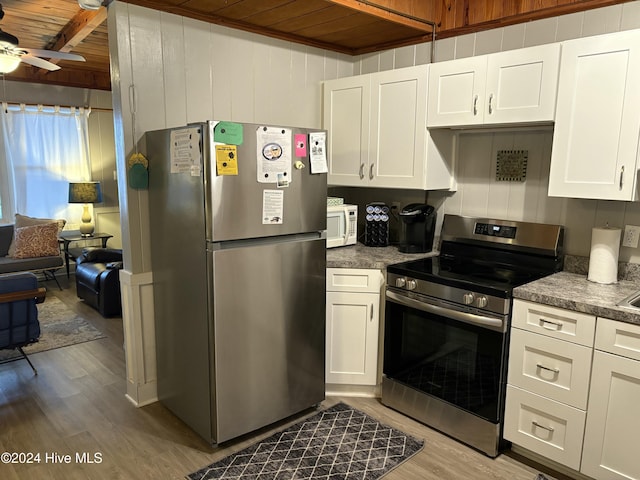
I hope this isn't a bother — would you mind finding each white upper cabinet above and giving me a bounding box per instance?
[427,44,560,127]
[323,65,454,190]
[548,29,640,200]
[427,56,486,127]
[323,75,371,186]
[368,68,427,188]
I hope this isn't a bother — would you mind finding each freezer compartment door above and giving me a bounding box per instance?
[205,122,327,241]
[210,237,326,442]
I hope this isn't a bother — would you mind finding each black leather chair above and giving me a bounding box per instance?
[0,272,46,374]
[75,247,123,317]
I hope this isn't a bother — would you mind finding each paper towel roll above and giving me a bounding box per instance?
[588,227,621,284]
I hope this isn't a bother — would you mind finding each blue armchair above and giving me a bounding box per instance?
[0,272,46,375]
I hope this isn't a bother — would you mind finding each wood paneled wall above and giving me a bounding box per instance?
[357,0,632,36]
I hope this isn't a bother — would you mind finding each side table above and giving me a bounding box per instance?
[58,231,113,278]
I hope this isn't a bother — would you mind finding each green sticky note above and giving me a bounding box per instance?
[214,122,243,145]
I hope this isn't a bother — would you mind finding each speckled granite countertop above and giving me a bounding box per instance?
[514,271,640,325]
[326,242,436,270]
[328,247,640,326]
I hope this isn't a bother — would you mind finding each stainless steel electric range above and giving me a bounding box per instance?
[382,214,564,457]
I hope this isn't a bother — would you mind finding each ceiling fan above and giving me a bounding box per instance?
[0,3,86,74]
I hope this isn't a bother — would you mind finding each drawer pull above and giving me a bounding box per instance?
[536,363,559,374]
[539,318,562,331]
[532,421,555,433]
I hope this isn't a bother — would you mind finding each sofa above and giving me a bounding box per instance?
[75,247,123,317]
[0,224,64,283]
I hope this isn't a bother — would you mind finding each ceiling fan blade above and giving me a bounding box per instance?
[19,55,61,71]
[21,48,86,62]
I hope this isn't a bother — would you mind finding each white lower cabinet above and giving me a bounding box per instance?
[325,268,383,387]
[581,318,640,480]
[505,385,586,470]
[507,301,640,479]
[505,299,596,470]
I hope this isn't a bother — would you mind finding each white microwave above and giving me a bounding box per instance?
[327,204,358,248]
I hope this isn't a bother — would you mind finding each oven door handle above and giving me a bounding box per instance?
[386,290,505,332]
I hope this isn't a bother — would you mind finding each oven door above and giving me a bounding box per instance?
[384,288,509,424]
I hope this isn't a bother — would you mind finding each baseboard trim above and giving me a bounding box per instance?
[126,380,158,407]
[326,383,380,398]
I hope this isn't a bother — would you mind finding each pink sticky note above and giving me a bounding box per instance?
[295,134,307,157]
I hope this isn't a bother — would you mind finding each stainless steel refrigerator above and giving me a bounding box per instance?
[144,121,327,444]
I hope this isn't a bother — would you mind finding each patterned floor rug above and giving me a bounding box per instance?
[0,296,105,362]
[187,402,424,480]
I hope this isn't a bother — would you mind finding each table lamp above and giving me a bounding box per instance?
[68,181,103,237]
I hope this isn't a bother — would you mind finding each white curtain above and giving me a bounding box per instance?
[0,103,91,224]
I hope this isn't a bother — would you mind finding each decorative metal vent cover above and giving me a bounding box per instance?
[496,150,528,182]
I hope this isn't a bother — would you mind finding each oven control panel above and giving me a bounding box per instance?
[462,292,488,308]
[387,272,510,316]
[474,222,517,239]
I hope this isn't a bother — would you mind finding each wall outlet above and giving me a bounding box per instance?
[623,225,640,248]
[391,201,401,211]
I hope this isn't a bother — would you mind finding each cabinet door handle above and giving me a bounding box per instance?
[620,165,625,190]
[536,363,560,374]
[473,95,478,115]
[532,421,555,433]
[359,163,365,180]
[369,164,374,180]
[539,318,562,331]
[370,304,374,321]
[488,93,493,114]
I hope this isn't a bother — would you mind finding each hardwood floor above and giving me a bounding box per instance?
[0,275,558,480]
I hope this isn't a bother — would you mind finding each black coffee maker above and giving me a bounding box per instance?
[398,203,437,253]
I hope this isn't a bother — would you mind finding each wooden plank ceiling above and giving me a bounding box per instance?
[0,0,634,91]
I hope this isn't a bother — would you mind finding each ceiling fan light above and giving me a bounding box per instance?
[0,52,20,73]
[78,0,103,10]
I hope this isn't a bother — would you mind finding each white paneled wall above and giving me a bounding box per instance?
[348,1,640,262]
[108,2,355,405]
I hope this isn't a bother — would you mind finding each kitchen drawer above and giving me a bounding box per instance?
[508,328,592,409]
[595,317,640,361]
[326,268,384,293]
[504,385,586,470]
[512,299,596,346]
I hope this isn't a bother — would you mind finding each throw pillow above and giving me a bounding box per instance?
[12,223,60,259]
[7,213,66,257]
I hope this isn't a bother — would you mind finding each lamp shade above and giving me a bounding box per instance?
[0,52,20,73]
[68,182,103,204]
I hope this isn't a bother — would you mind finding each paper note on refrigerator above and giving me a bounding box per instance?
[262,189,284,224]
[309,132,328,174]
[294,134,307,157]
[215,145,238,175]
[213,121,244,145]
[257,126,291,184]
[170,127,201,174]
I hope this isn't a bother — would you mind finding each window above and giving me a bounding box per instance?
[0,103,91,224]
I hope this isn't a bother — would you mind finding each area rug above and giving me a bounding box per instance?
[187,402,424,480]
[0,296,105,362]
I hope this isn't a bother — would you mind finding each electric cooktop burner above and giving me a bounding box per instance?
[387,256,551,297]
[387,214,565,300]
